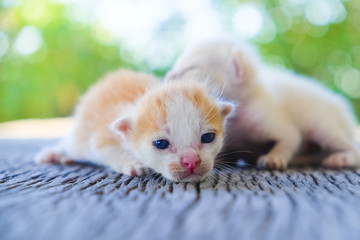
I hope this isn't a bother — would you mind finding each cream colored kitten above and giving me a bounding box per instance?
[35,70,234,182]
[166,39,360,170]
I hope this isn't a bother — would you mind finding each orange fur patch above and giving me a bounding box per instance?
[73,70,159,151]
[183,85,224,135]
[132,90,168,141]
[95,135,121,149]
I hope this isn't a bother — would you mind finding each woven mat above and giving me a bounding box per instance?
[1,139,360,240]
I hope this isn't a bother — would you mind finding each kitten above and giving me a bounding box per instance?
[165,39,360,170]
[35,70,234,182]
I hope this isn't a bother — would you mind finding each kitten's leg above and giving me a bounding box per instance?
[35,142,74,165]
[92,137,152,176]
[257,128,301,170]
[96,146,152,176]
[319,134,360,168]
[323,150,360,168]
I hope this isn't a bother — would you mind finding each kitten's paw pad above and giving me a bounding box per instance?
[117,162,152,177]
[257,155,287,170]
[35,149,72,165]
[322,151,359,169]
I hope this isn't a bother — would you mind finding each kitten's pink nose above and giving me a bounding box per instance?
[181,155,201,173]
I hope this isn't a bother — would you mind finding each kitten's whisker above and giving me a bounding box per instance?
[214,157,257,168]
[211,169,229,179]
[217,150,253,158]
[214,79,226,99]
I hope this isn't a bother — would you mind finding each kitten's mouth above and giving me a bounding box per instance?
[171,169,210,182]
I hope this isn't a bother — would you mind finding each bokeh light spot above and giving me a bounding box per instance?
[233,4,264,39]
[305,0,347,26]
[341,69,360,98]
[13,26,43,56]
[306,0,332,26]
[185,9,222,45]
[255,18,277,43]
[333,65,352,90]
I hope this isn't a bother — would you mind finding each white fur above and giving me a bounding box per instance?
[166,39,360,169]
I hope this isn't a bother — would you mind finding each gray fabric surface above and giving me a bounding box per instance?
[1,139,360,240]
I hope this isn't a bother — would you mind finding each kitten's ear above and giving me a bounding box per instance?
[232,50,256,86]
[111,117,133,139]
[219,101,235,119]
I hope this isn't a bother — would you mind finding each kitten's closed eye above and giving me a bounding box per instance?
[153,139,170,150]
[201,132,216,143]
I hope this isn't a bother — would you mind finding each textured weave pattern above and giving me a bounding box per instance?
[1,140,360,240]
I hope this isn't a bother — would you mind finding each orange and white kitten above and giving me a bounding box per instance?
[35,70,234,182]
[166,39,360,170]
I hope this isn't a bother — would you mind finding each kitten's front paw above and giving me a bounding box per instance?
[114,162,153,177]
[257,154,287,170]
[35,148,73,165]
[322,151,360,169]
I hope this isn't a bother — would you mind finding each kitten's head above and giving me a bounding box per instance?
[165,39,261,100]
[111,81,234,182]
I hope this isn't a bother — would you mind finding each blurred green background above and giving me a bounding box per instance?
[0,0,359,123]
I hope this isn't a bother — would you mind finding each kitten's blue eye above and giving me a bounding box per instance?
[201,132,216,143]
[153,139,170,149]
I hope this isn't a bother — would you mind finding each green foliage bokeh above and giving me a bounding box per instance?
[0,0,359,122]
